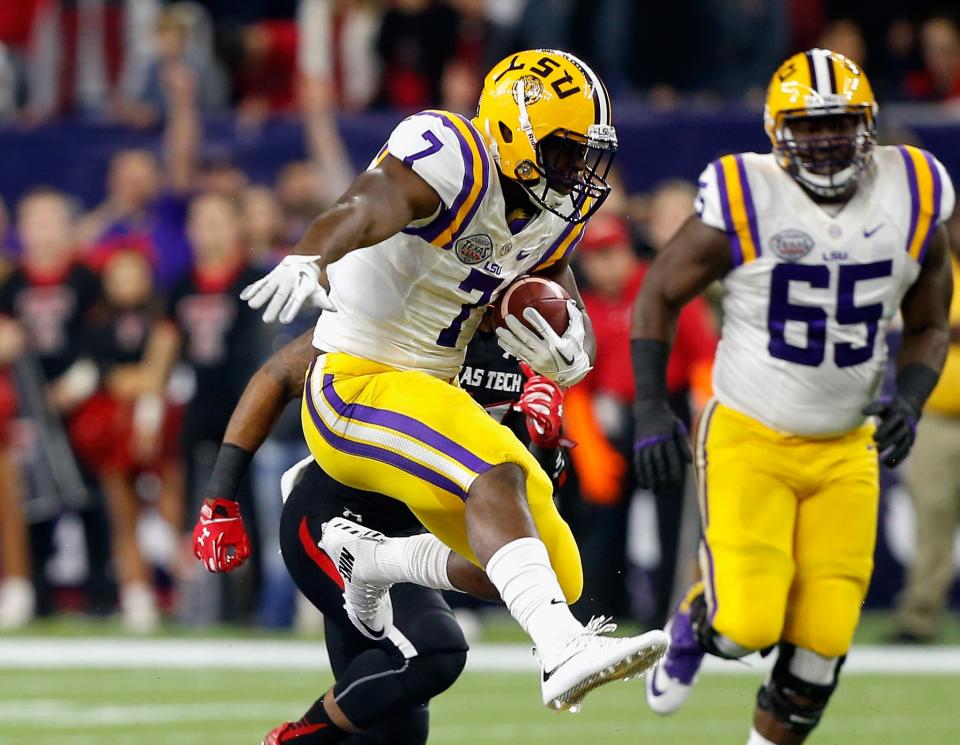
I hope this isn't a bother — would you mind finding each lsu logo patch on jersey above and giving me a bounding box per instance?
[769,229,814,262]
[455,234,494,264]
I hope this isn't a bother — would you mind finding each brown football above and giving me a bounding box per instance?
[491,276,571,335]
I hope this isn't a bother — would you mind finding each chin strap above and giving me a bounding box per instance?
[481,118,502,167]
[795,163,858,198]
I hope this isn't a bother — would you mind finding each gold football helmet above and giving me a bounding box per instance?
[475,49,617,223]
[764,48,878,198]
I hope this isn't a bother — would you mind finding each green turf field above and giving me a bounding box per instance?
[6,608,960,644]
[1,667,958,745]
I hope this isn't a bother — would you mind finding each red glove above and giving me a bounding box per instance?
[193,498,251,573]
[515,364,566,449]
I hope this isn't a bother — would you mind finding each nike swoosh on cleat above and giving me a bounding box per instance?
[550,598,566,605]
[863,223,884,238]
[542,664,561,683]
[355,615,386,638]
[541,645,591,684]
[649,666,666,696]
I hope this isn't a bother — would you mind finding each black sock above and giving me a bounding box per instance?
[277,697,348,744]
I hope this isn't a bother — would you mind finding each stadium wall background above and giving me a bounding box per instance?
[0,104,958,207]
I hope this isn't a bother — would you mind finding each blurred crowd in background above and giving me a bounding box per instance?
[0,0,957,640]
[0,0,959,126]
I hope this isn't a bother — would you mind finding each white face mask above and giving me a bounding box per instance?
[793,161,859,198]
[779,119,872,199]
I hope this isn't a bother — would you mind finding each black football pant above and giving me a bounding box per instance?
[279,462,468,744]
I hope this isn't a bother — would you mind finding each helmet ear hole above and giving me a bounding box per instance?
[498,121,513,143]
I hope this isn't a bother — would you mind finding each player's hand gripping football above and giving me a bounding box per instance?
[862,396,918,467]
[240,255,335,324]
[514,364,570,449]
[633,398,691,495]
[495,300,592,387]
[193,498,251,573]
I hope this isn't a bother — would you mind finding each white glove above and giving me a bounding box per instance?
[239,255,336,324]
[495,300,592,387]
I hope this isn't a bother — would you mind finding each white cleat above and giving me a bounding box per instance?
[0,577,35,631]
[645,650,697,714]
[645,583,708,715]
[538,616,669,712]
[320,517,394,640]
[120,582,159,634]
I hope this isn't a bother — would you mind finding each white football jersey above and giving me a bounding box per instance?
[698,145,955,436]
[312,110,587,379]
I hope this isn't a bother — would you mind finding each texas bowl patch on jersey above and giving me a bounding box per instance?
[455,233,494,264]
[769,229,814,262]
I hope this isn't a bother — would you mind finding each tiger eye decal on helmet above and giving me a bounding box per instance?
[764,48,878,199]
[475,49,617,224]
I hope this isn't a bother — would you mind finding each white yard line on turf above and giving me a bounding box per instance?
[0,700,288,726]
[0,639,959,674]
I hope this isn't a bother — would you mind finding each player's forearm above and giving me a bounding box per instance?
[163,68,200,194]
[893,226,953,410]
[632,287,678,346]
[206,371,293,501]
[633,216,732,346]
[222,331,315,454]
[892,327,947,416]
[897,324,949,375]
[208,332,315,501]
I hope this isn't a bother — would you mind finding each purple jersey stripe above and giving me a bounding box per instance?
[321,373,494,476]
[532,221,577,272]
[443,114,491,248]
[697,401,718,527]
[898,146,921,256]
[560,230,585,263]
[703,540,719,623]
[698,400,719,622]
[404,112,482,245]
[918,150,943,263]
[735,155,762,257]
[713,160,744,267]
[305,376,469,500]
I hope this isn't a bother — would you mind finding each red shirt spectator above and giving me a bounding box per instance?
[582,263,716,403]
[577,214,717,404]
[905,16,960,103]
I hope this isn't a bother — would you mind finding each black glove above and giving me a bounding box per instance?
[862,363,939,468]
[633,397,692,495]
[862,397,918,467]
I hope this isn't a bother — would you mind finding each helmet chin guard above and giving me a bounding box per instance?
[776,118,874,199]
[517,126,617,223]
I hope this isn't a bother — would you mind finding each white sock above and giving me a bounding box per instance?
[485,537,582,658]
[374,533,460,591]
[746,727,777,745]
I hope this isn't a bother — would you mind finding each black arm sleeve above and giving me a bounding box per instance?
[631,338,670,401]
[896,362,941,416]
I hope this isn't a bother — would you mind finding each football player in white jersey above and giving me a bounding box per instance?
[631,49,954,745]
[225,49,667,722]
